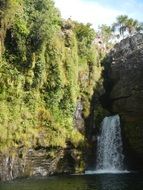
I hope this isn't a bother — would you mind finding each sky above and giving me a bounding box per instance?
[54,0,143,29]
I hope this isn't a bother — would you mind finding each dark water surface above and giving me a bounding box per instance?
[0,173,143,190]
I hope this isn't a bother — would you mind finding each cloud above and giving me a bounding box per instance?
[54,0,123,29]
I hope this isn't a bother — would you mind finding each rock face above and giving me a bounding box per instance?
[74,101,85,134]
[105,33,143,169]
[109,33,143,120]
[0,146,84,181]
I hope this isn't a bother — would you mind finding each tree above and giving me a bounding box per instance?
[98,24,113,43]
[126,18,139,35]
[112,15,128,37]
[112,15,143,38]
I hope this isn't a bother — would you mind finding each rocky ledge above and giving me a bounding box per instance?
[0,145,84,181]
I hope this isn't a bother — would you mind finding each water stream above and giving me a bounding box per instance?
[96,114,124,173]
[86,114,128,174]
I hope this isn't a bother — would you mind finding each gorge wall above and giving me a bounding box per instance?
[103,33,143,170]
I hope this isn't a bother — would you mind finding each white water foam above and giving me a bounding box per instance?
[85,115,129,174]
[85,169,130,174]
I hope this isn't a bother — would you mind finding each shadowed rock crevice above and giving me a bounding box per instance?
[112,95,132,101]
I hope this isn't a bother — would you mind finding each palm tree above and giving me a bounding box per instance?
[112,15,128,37]
[125,18,138,35]
[112,15,143,38]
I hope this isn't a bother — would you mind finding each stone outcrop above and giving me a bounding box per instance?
[74,101,85,134]
[0,146,84,181]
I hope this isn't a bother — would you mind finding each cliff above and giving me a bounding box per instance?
[104,33,143,169]
[0,0,104,180]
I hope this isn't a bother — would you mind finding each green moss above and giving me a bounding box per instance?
[94,105,110,128]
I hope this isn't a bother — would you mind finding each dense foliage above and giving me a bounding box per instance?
[0,0,103,152]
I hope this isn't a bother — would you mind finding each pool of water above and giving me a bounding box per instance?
[0,173,143,190]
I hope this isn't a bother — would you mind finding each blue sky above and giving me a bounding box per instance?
[54,0,143,29]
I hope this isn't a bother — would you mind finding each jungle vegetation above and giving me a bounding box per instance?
[0,0,103,152]
[0,0,142,152]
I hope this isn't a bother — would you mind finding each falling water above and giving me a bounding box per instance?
[95,115,124,173]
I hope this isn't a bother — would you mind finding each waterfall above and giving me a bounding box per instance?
[96,115,124,173]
